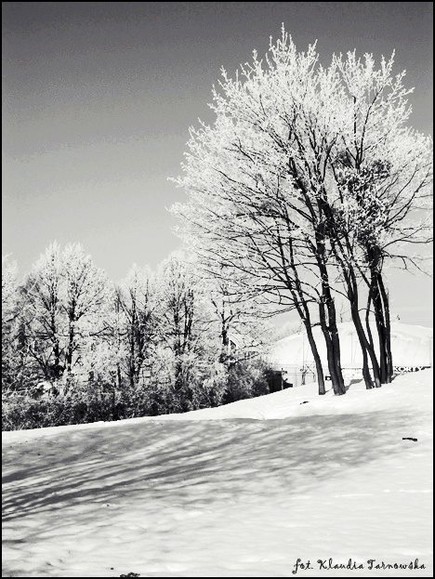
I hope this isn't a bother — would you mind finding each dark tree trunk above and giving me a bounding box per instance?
[329,324,345,393]
[286,271,326,395]
[346,271,381,389]
[174,357,184,391]
[66,322,74,374]
[128,358,136,388]
[303,320,326,395]
[365,289,376,361]
[315,239,346,396]
[350,300,381,389]
[280,229,327,396]
[51,340,64,380]
[318,300,346,395]
[371,275,387,383]
[327,227,381,390]
[117,363,122,389]
[219,322,230,363]
[378,273,393,382]
[366,246,393,384]
[369,269,393,384]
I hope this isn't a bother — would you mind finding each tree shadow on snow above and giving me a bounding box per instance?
[2,409,414,531]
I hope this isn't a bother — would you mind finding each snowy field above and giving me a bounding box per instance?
[2,369,433,577]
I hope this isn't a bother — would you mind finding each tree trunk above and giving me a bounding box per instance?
[117,363,122,389]
[371,276,387,383]
[174,357,184,391]
[313,234,346,395]
[318,267,346,394]
[219,322,230,363]
[365,289,376,362]
[66,321,74,374]
[329,233,381,390]
[304,320,326,395]
[286,278,326,395]
[284,239,327,395]
[366,247,393,384]
[369,270,393,384]
[346,271,381,389]
[351,300,381,388]
[378,273,393,382]
[318,300,346,395]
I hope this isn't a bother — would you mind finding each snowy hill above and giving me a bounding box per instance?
[269,322,433,368]
[2,369,433,577]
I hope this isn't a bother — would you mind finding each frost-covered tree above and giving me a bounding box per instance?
[2,256,20,389]
[207,275,272,365]
[156,255,222,409]
[20,243,65,382]
[328,52,432,384]
[173,31,346,393]
[115,265,159,387]
[20,243,108,385]
[173,27,432,393]
[61,243,108,379]
[2,256,17,317]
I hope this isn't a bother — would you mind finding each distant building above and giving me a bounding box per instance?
[268,322,433,387]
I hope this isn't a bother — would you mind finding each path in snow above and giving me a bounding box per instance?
[2,370,433,577]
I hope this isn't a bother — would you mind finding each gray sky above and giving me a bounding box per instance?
[2,2,433,324]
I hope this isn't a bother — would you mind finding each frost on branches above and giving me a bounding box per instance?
[2,246,273,429]
[18,242,109,389]
[173,27,433,395]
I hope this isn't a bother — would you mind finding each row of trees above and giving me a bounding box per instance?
[173,28,433,395]
[2,244,271,427]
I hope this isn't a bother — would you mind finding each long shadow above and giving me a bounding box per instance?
[3,409,416,530]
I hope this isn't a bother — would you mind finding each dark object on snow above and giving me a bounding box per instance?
[120,574,140,578]
[300,400,309,405]
[402,437,418,442]
[266,369,293,392]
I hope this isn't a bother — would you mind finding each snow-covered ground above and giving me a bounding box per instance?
[2,367,433,577]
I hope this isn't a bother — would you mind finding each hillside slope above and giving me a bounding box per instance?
[2,369,433,577]
[269,322,433,368]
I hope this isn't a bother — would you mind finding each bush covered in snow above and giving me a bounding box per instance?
[2,358,274,431]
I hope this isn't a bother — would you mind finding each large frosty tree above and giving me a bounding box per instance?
[327,51,432,386]
[173,28,433,394]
